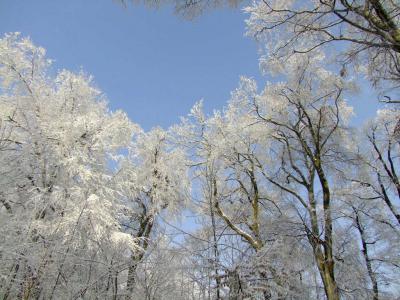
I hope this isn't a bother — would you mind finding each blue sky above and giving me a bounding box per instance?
[0,0,381,130]
[0,0,263,130]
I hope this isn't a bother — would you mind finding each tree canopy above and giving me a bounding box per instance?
[1,0,400,298]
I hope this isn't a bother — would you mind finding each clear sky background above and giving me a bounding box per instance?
[0,0,381,130]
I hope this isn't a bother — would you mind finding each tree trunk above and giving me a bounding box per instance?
[126,261,139,300]
[354,209,379,300]
[315,161,340,300]
[209,178,221,299]
[315,253,339,300]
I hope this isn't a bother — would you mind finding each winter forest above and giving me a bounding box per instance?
[0,0,400,299]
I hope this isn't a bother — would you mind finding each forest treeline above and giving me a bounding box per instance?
[1,0,400,299]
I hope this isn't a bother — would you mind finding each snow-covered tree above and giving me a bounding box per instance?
[245,0,400,98]
[114,127,190,296]
[172,49,400,299]
[0,33,186,299]
[1,23,400,299]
